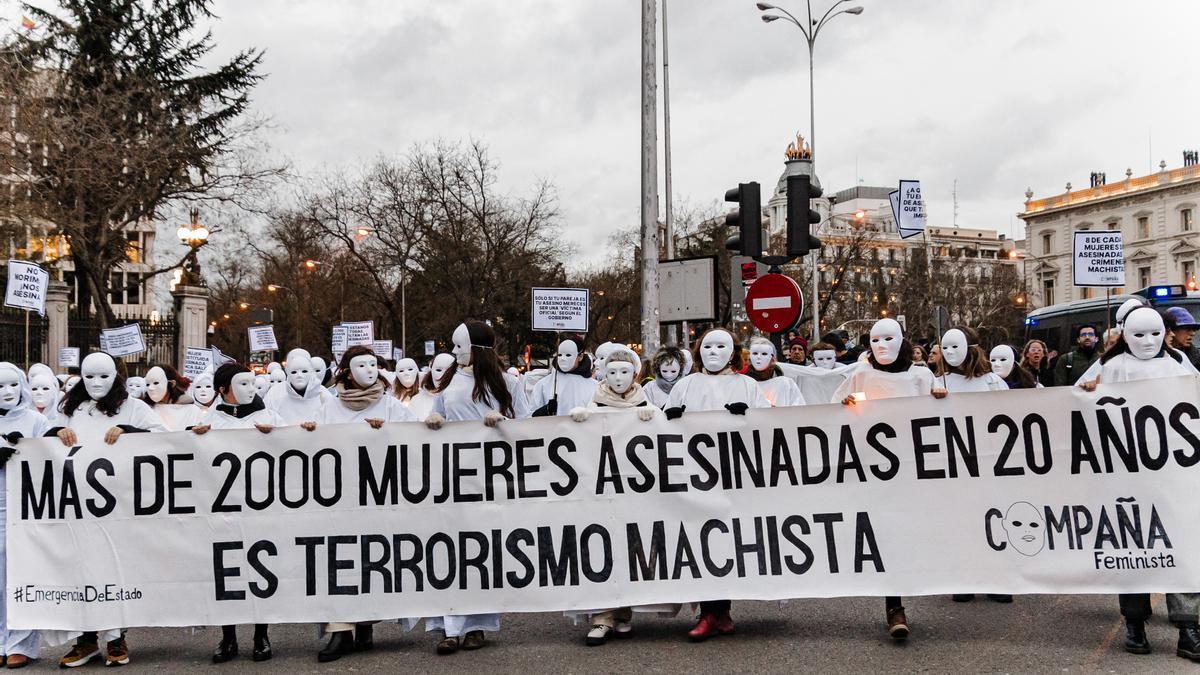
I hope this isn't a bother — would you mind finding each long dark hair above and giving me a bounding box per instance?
[334,346,391,391]
[463,320,514,417]
[934,327,991,378]
[143,363,188,406]
[996,345,1038,389]
[60,366,128,418]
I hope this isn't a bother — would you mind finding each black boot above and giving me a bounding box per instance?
[252,625,272,662]
[951,594,974,602]
[213,626,238,664]
[1124,619,1151,655]
[318,630,355,663]
[355,624,374,652]
[1179,624,1200,661]
[987,594,1013,603]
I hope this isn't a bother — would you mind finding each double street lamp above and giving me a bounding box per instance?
[757,0,864,341]
[175,208,210,286]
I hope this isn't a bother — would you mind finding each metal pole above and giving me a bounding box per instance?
[662,0,677,348]
[808,37,821,344]
[401,271,407,358]
[23,310,30,370]
[640,0,661,356]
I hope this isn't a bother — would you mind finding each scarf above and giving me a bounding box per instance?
[593,381,648,408]
[336,380,386,412]
[215,395,266,419]
[654,374,679,395]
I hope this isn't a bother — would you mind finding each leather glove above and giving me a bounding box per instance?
[3,431,23,446]
[665,405,685,420]
[725,402,749,415]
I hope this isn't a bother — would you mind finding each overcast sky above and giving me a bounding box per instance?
[12,1,1200,265]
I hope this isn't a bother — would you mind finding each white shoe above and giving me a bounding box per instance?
[614,621,633,638]
[585,624,612,646]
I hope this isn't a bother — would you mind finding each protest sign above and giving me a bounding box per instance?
[99,323,146,358]
[4,261,49,315]
[531,288,589,332]
[211,347,234,368]
[10,377,1200,630]
[371,340,393,360]
[342,321,374,346]
[392,347,404,362]
[424,340,435,356]
[896,180,926,239]
[247,325,279,352]
[181,347,213,378]
[57,347,80,369]
[1072,231,1125,287]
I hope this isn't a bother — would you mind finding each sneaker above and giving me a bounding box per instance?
[586,624,612,646]
[104,638,129,667]
[58,642,100,668]
[614,620,633,639]
[887,607,910,641]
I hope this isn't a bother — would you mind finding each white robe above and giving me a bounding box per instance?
[0,406,44,658]
[147,402,199,431]
[666,371,769,412]
[406,390,439,420]
[778,362,854,406]
[755,376,807,407]
[643,379,675,409]
[831,362,934,402]
[319,393,416,424]
[60,397,168,439]
[1099,352,1192,383]
[528,371,598,416]
[202,403,284,429]
[265,382,332,426]
[433,370,531,421]
[938,371,1009,393]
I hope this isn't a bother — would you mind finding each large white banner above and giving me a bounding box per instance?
[8,378,1200,631]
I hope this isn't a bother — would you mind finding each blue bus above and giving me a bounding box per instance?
[1023,285,1200,353]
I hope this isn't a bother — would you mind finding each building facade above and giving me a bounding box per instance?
[1018,156,1200,308]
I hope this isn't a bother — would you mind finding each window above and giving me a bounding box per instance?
[1041,231,1053,255]
[1139,266,1152,289]
[126,272,141,305]
[1184,260,1196,284]
[1042,278,1055,305]
[1080,287,1092,300]
[1137,216,1150,239]
[1108,221,1120,231]
[1183,209,1194,232]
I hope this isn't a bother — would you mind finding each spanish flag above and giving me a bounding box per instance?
[20,16,36,30]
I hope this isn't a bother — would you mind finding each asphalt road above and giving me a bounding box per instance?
[30,594,1196,673]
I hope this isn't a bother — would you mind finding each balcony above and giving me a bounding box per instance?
[1023,164,1200,216]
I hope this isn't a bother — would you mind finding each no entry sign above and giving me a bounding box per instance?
[745,273,803,333]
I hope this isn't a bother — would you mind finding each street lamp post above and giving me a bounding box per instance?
[267,283,302,347]
[175,208,210,286]
[758,1,864,342]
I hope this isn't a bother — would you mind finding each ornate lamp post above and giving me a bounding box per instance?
[175,208,210,286]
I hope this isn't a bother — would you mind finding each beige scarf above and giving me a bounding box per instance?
[336,380,386,412]
[593,381,648,408]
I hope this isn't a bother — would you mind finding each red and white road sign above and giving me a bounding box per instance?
[744,273,803,334]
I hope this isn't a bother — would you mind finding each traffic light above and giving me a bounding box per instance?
[786,174,823,257]
[724,182,762,258]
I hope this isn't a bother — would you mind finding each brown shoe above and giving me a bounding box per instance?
[461,630,486,650]
[887,607,910,641]
[435,635,459,656]
[5,654,30,669]
[58,642,100,668]
[104,637,130,667]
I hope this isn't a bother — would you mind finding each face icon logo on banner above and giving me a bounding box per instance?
[1001,502,1046,557]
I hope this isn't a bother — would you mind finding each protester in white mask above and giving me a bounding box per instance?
[565,349,674,645]
[832,317,934,643]
[190,362,279,664]
[253,374,272,399]
[933,327,1007,395]
[264,348,330,428]
[0,363,44,668]
[391,358,421,405]
[744,337,806,407]
[125,375,146,400]
[141,364,194,430]
[989,345,1039,389]
[64,375,80,393]
[530,338,598,416]
[190,370,217,409]
[408,353,455,420]
[662,328,766,643]
[53,352,165,668]
[592,341,620,381]
[29,371,61,425]
[811,344,839,370]
[266,361,284,385]
[1077,307,1200,660]
[644,346,689,409]
[423,320,529,655]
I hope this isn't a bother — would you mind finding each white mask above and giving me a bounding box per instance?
[451,324,472,366]
[29,373,56,410]
[0,369,22,411]
[989,345,1016,379]
[605,358,637,395]
[556,340,580,373]
[254,374,271,397]
[285,351,314,393]
[658,358,681,383]
[1122,308,1165,360]
[125,376,145,400]
[1115,298,1146,327]
[27,363,53,382]
[593,342,618,379]
[81,353,118,401]
[144,366,169,403]
[748,340,775,372]
[65,375,80,392]
[430,353,455,386]
[699,330,735,373]
[231,372,258,405]
[813,349,837,369]
[266,361,282,375]
[269,368,285,385]
[941,329,969,368]
[311,357,327,379]
[395,358,419,388]
[191,372,216,406]
[869,319,904,365]
[349,354,379,387]
[506,366,520,379]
